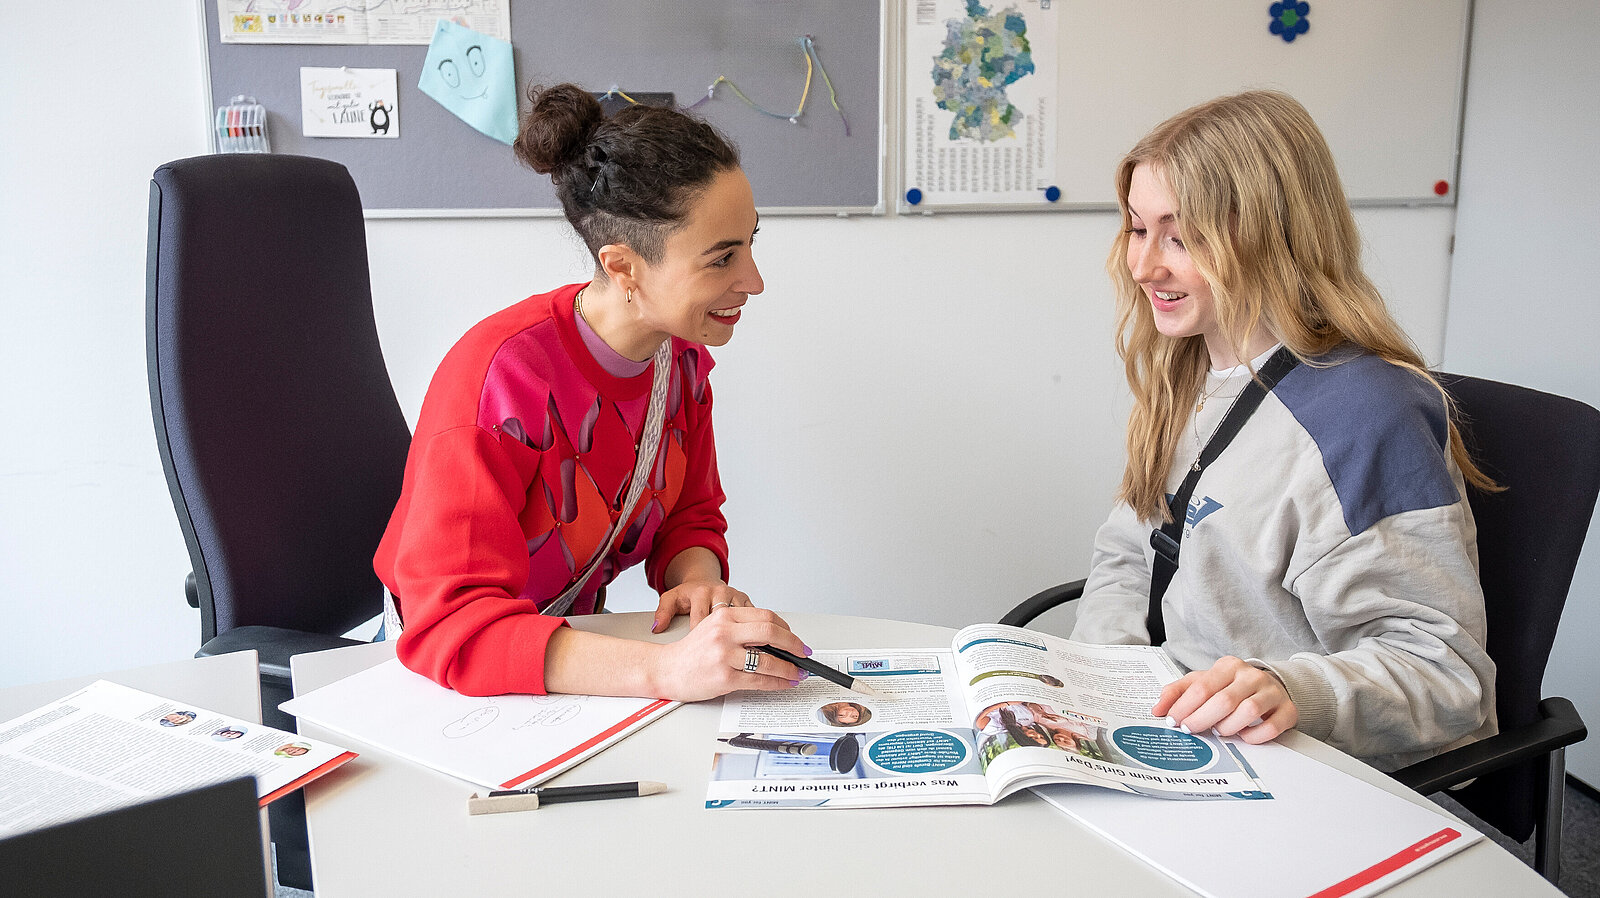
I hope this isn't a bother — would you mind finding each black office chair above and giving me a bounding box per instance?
[1001,374,1597,883]
[145,154,412,889]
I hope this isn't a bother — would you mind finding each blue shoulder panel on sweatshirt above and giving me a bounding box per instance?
[1271,354,1457,536]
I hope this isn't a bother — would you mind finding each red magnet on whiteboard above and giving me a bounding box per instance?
[1434,180,1450,196]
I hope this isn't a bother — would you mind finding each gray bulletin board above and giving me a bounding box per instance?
[203,2,886,217]
[898,0,1473,213]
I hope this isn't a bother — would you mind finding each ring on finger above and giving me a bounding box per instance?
[711,602,733,612]
[743,649,761,673]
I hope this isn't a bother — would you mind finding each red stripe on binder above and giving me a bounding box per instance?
[500,699,674,790]
[258,751,360,806]
[1307,828,1463,898]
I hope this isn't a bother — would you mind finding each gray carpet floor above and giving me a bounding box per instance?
[1429,780,1600,898]
[273,779,1600,896]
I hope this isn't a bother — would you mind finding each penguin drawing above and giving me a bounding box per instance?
[369,100,391,135]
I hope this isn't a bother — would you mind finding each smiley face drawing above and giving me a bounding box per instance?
[437,45,488,100]
[418,19,517,144]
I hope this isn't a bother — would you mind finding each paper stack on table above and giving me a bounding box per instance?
[280,658,678,791]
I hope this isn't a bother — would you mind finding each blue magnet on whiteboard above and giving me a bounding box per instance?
[1269,2,1310,43]
[906,188,924,205]
[1044,186,1061,202]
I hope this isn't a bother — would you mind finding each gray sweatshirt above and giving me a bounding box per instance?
[1072,349,1497,771]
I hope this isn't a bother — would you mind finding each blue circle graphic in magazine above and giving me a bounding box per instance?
[866,729,969,774]
[1110,725,1216,772]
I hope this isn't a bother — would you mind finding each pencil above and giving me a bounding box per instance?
[756,645,880,697]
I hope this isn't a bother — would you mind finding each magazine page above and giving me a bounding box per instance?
[705,648,994,809]
[0,680,355,838]
[951,625,1271,801]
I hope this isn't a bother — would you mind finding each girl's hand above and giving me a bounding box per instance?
[648,605,808,701]
[1151,655,1298,744]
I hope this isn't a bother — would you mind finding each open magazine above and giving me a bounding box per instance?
[706,624,1272,809]
[0,680,355,838]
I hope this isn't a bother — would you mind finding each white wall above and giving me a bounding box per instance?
[0,1,1457,687]
[367,206,1458,632]
[0,3,212,683]
[1443,0,1600,786]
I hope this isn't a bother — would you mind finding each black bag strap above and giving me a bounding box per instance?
[1146,346,1300,645]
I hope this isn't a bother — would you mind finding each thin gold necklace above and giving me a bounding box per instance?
[1191,372,1244,464]
[1196,370,1229,412]
[574,286,591,328]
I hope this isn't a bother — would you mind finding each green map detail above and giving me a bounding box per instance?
[931,0,1035,142]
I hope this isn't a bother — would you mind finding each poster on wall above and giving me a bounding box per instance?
[300,67,399,138]
[903,0,1059,208]
[218,0,510,45]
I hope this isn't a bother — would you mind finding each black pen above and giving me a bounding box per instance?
[756,645,881,697]
[468,781,666,815]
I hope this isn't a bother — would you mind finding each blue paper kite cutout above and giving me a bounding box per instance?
[418,20,518,145]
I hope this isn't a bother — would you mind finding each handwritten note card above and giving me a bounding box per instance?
[300,67,398,138]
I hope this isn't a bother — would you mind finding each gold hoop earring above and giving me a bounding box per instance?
[626,288,634,304]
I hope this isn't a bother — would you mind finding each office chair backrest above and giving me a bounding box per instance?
[1440,374,1600,840]
[146,154,411,643]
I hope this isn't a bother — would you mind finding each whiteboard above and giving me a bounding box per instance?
[899,0,1472,211]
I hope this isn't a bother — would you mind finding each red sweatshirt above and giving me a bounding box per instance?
[374,283,729,695]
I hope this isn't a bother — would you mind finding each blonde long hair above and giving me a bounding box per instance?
[1109,90,1493,521]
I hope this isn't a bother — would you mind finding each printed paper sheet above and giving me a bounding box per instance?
[218,0,510,45]
[904,0,1059,206]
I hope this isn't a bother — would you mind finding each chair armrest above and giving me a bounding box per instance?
[1000,579,1087,627]
[1390,697,1588,795]
[198,625,368,687]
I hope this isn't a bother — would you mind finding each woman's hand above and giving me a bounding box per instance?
[651,579,752,633]
[647,605,809,702]
[1151,655,1298,744]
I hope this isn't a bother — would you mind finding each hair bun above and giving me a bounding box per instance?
[514,84,604,176]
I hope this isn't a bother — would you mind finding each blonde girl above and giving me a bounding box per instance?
[1070,91,1496,770]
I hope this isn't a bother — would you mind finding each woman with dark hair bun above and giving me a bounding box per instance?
[375,84,810,701]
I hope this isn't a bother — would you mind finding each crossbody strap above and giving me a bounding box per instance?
[1146,346,1299,645]
[543,337,675,617]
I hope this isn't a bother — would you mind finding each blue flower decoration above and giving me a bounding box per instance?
[1269,2,1310,43]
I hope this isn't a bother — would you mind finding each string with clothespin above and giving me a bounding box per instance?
[598,86,644,105]
[691,35,849,135]
[600,35,850,134]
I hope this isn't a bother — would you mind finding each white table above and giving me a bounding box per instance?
[292,613,1561,896]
